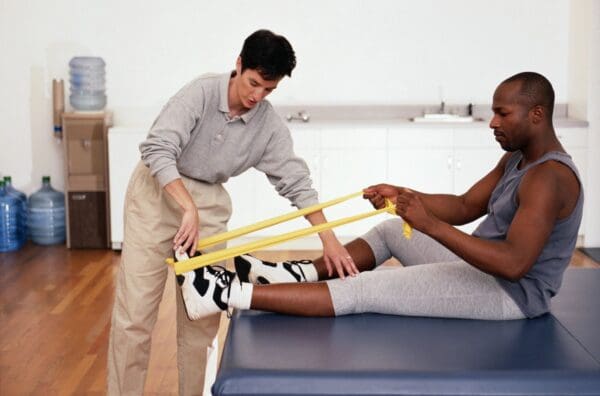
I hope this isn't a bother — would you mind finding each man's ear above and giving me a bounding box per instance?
[235,57,242,74]
[530,105,544,124]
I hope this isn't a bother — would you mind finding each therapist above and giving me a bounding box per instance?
[107,29,357,396]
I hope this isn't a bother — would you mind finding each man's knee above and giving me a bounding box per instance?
[378,218,406,236]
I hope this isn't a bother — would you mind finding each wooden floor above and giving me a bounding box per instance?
[0,243,598,395]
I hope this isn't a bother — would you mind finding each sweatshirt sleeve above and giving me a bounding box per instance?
[254,120,319,209]
[139,88,203,187]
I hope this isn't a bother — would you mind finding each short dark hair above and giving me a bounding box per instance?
[239,29,296,80]
[502,71,555,119]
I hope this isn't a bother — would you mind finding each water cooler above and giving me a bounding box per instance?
[62,112,112,248]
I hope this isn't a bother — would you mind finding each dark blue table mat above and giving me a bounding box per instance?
[214,268,600,395]
[551,268,600,364]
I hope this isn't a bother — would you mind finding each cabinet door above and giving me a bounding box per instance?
[452,129,503,234]
[568,147,587,237]
[556,127,588,237]
[320,127,388,238]
[65,118,106,176]
[388,148,454,194]
[453,148,504,195]
[452,128,502,195]
[556,128,588,183]
[107,128,147,249]
[68,191,108,248]
[251,148,322,237]
[387,127,455,194]
[234,127,321,237]
[225,168,258,231]
[453,148,503,234]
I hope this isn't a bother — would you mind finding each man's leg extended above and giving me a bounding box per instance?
[361,218,460,267]
[234,217,459,285]
[233,218,523,320]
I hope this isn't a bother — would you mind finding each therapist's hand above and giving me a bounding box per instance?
[321,231,359,279]
[174,206,200,256]
[164,178,200,256]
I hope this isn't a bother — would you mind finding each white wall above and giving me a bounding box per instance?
[573,0,600,246]
[568,0,589,119]
[0,0,574,194]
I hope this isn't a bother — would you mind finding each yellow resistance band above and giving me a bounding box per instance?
[195,191,364,250]
[166,191,412,275]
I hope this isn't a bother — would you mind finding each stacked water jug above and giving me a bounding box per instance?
[69,56,106,111]
[27,176,66,245]
[0,177,27,252]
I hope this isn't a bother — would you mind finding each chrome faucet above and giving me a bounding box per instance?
[285,111,310,122]
[440,101,445,114]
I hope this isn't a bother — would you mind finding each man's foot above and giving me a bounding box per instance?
[234,254,318,284]
[174,250,238,320]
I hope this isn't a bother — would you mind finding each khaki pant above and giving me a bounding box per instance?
[107,162,232,395]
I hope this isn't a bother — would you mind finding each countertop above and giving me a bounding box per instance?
[109,104,589,130]
[275,104,588,129]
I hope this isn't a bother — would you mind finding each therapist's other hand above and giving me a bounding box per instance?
[174,206,200,257]
[321,232,359,279]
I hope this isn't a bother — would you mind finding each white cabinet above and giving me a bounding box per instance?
[224,168,259,231]
[226,126,322,239]
[387,126,503,233]
[107,127,148,249]
[556,127,589,237]
[253,127,321,236]
[227,124,502,242]
[319,127,389,237]
[452,129,505,233]
[387,127,454,193]
[452,129,505,194]
[108,123,590,250]
[387,126,505,196]
[226,125,392,243]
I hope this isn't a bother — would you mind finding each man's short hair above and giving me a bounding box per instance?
[502,72,555,119]
[240,29,296,80]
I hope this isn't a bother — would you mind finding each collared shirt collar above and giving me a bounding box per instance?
[218,71,261,124]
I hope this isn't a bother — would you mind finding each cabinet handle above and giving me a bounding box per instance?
[81,139,92,149]
[72,193,87,200]
[456,158,462,170]
[447,156,453,170]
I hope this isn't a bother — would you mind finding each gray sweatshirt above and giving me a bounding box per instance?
[139,72,318,209]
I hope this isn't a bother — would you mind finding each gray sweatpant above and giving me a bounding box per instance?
[326,218,525,320]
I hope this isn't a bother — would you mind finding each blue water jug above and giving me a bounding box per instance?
[0,180,24,252]
[27,176,66,245]
[3,176,27,244]
[69,56,106,110]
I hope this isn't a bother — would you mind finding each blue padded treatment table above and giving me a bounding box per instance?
[213,269,600,395]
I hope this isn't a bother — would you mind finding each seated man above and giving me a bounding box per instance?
[177,71,583,321]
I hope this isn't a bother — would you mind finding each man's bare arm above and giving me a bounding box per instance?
[365,153,510,226]
[414,163,565,280]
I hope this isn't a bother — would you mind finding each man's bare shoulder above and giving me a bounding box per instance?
[520,158,580,218]
[528,158,577,182]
